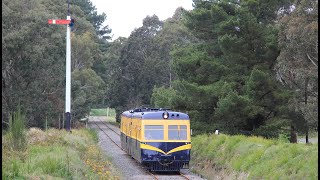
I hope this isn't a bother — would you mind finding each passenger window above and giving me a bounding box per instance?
[144,125,164,140]
[168,125,187,140]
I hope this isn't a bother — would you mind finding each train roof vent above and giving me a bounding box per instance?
[132,107,171,112]
[159,108,171,111]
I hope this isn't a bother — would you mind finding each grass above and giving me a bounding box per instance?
[90,108,116,117]
[90,108,120,127]
[2,128,121,179]
[191,134,318,180]
[8,107,27,151]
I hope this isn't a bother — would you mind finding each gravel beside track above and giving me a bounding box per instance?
[88,116,206,180]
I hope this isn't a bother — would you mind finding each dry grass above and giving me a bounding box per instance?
[2,128,121,179]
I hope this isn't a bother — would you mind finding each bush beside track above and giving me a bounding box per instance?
[190,134,318,179]
[2,128,120,179]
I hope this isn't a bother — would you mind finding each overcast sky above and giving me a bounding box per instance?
[90,0,194,40]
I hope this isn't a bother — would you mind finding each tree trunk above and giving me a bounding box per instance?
[304,77,309,144]
[58,115,61,129]
[306,126,309,144]
[290,125,297,143]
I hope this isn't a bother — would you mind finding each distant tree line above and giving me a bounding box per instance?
[2,0,317,142]
[103,0,317,141]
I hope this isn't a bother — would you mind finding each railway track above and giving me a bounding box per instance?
[91,120,123,150]
[91,118,190,180]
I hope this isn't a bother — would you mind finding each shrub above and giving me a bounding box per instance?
[8,107,26,151]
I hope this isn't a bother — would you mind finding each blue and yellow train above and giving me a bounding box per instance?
[120,108,191,171]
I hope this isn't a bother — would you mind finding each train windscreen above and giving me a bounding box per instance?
[145,125,164,140]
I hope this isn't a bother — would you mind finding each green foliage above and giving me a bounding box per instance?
[251,117,290,138]
[191,133,318,179]
[2,0,110,128]
[72,68,105,120]
[3,0,64,128]
[36,155,72,178]
[8,107,26,151]
[102,8,198,122]
[3,0,316,150]
[72,0,111,39]
[214,92,252,134]
[151,87,177,108]
[275,0,318,139]
[150,0,297,138]
[103,15,164,118]
[87,128,99,143]
[278,133,290,143]
[4,158,24,179]
[2,128,120,179]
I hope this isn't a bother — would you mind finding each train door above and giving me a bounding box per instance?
[128,116,133,156]
[125,118,129,153]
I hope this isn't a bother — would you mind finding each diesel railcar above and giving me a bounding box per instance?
[120,108,191,171]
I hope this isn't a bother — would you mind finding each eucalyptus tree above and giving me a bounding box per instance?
[103,37,129,122]
[104,15,165,121]
[107,15,164,111]
[275,0,318,142]
[153,7,199,87]
[2,0,110,128]
[2,0,66,128]
[72,0,112,40]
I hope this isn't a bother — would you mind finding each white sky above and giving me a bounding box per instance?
[90,0,194,40]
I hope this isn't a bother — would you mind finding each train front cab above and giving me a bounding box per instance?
[140,115,191,172]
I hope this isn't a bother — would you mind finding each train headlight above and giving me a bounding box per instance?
[163,111,169,119]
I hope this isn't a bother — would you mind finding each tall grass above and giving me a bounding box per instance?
[87,128,99,143]
[8,107,26,151]
[191,134,318,179]
[2,128,121,179]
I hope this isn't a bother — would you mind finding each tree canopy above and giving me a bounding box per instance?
[2,0,111,128]
[2,0,318,140]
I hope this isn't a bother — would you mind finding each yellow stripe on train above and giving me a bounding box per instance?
[140,143,191,155]
[166,144,191,155]
[140,144,166,154]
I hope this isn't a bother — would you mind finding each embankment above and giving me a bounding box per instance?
[190,134,318,179]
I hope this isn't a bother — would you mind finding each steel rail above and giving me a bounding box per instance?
[179,172,190,180]
[91,119,158,180]
[91,120,124,151]
[97,119,121,136]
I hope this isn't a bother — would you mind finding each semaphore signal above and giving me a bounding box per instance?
[48,0,74,132]
[48,19,71,25]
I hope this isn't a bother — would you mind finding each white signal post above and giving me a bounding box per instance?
[65,15,71,131]
[48,14,73,131]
